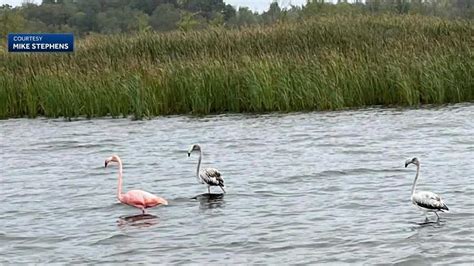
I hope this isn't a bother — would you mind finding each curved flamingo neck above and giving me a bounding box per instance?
[117,157,124,202]
[196,149,202,182]
[411,164,420,196]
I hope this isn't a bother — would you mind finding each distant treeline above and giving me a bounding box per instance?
[1,0,473,39]
[1,15,472,118]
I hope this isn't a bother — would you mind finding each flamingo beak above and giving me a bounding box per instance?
[105,161,108,168]
[187,152,191,157]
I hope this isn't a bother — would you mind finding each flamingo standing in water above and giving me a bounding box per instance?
[405,157,449,222]
[105,155,168,214]
[188,144,226,194]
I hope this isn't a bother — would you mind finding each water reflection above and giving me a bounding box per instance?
[117,214,159,228]
[408,220,445,231]
[192,193,225,209]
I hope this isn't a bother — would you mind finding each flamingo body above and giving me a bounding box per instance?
[120,189,168,211]
[199,168,224,187]
[411,191,449,213]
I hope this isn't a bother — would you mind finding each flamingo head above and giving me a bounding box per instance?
[188,144,201,157]
[105,155,121,168]
[405,157,420,168]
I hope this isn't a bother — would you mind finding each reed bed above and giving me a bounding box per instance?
[0,15,472,119]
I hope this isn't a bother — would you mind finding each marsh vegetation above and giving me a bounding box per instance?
[0,14,472,118]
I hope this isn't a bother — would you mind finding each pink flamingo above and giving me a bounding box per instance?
[105,155,168,214]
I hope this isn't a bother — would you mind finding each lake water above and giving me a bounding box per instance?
[1,104,473,264]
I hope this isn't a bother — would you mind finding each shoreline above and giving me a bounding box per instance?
[1,102,472,121]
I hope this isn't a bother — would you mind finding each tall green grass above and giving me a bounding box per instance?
[0,15,472,119]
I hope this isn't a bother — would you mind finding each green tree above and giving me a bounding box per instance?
[179,0,226,20]
[97,8,149,34]
[23,2,75,27]
[129,0,178,15]
[1,0,472,37]
[222,4,236,21]
[228,7,259,27]
[68,11,91,34]
[150,3,181,31]
[262,2,281,24]
[209,12,224,27]
[178,11,199,32]
[0,5,27,39]
[136,12,151,32]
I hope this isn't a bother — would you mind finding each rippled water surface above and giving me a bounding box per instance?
[1,104,473,264]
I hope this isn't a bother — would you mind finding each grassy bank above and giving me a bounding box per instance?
[0,15,473,119]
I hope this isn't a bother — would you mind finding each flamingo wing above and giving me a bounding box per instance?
[412,191,449,212]
[200,167,224,187]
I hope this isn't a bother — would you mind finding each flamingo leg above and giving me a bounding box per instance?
[142,208,146,215]
[435,212,440,221]
[208,186,210,194]
[219,186,226,194]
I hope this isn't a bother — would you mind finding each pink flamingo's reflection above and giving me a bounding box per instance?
[117,214,159,228]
